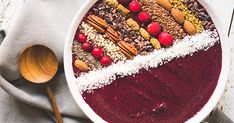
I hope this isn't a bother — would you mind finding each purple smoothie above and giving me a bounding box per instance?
[71,0,222,122]
[82,43,222,123]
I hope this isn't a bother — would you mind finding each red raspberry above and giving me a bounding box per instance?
[158,32,173,47]
[100,55,112,66]
[91,47,104,58]
[118,0,131,5]
[81,42,93,52]
[138,12,150,23]
[147,22,161,36]
[129,1,141,13]
[75,33,86,43]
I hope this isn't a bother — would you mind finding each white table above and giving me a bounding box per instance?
[1,0,234,121]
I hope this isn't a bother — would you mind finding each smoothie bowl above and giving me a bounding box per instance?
[64,0,230,122]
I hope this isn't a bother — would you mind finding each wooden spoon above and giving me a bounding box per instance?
[18,45,63,123]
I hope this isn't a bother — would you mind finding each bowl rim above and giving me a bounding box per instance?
[64,0,230,123]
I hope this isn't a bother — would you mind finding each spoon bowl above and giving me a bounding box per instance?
[18,45,58,83]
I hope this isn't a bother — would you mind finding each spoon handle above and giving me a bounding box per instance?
[46,85,64,123]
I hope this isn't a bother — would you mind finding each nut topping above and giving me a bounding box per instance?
[156,0,172,11]
[184,20,197,35]
[171,8,185,24]
[87,20,106,33]
[118,41,138,59]
[119,48,133,59]
[87,15,108,33]
[106,27,120,43]
[74,59,90,72]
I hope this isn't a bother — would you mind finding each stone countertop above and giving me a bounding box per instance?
[0,0,234,122]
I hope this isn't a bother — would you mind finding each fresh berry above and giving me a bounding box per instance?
[100,55,112,66]
[138,12,150,23]
[91,47,104,58]
[147,22,161,36]
[75,33,86,43]
[158,32,173,47]
[118,0,131,5]
[129,1,141,13]
[81,42,93,52]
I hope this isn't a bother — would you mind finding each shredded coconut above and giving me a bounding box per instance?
[76,30,219,93]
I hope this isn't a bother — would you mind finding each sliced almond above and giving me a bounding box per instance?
[184,20,197,35]
[171,8,185,24]
[74,59,90,72]
[156,0,172,11]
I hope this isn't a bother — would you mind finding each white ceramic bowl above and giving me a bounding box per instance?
[64,1,230,122]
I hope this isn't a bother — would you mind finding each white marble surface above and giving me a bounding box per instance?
[210,0,234,121]
[0,0,234,121]
[0,0,24,32]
